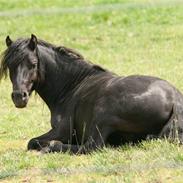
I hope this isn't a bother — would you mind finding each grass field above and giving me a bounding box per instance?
[0,0,183,182]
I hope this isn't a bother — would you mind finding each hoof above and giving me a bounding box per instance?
[41,140,63,153]
[49,140,63,147]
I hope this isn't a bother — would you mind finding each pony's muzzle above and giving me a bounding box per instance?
[11,90,29,108]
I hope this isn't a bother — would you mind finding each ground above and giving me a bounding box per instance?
[0,0,183,182]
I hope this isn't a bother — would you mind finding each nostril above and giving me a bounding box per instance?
[23,92,27,98]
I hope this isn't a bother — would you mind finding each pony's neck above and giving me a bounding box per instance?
[35,45,103,109]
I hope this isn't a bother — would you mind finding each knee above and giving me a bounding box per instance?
[27,138,41,150]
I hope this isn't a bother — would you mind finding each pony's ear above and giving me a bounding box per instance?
[6,36,13,47]
[28,34,37,51]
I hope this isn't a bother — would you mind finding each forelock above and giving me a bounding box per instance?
[0,38,30,80]
[4,39,30,68]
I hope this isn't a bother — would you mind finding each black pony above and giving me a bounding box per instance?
[0,34,183,154]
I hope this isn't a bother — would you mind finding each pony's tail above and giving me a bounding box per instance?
[159,104,183,143]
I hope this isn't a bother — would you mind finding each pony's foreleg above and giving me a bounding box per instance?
[41,138,104,154]
[27,128,59,150]
[41,126,110,154]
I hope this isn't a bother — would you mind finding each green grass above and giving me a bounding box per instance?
[0,0,183,182]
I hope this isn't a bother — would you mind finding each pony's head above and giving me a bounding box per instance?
[0,34,39,108]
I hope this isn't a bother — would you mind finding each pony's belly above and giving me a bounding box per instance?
[113,117,166,134]
[115,100,173,133]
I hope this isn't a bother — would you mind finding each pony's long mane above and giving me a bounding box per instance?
[38,39,84,60]
[0,38,106,81]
